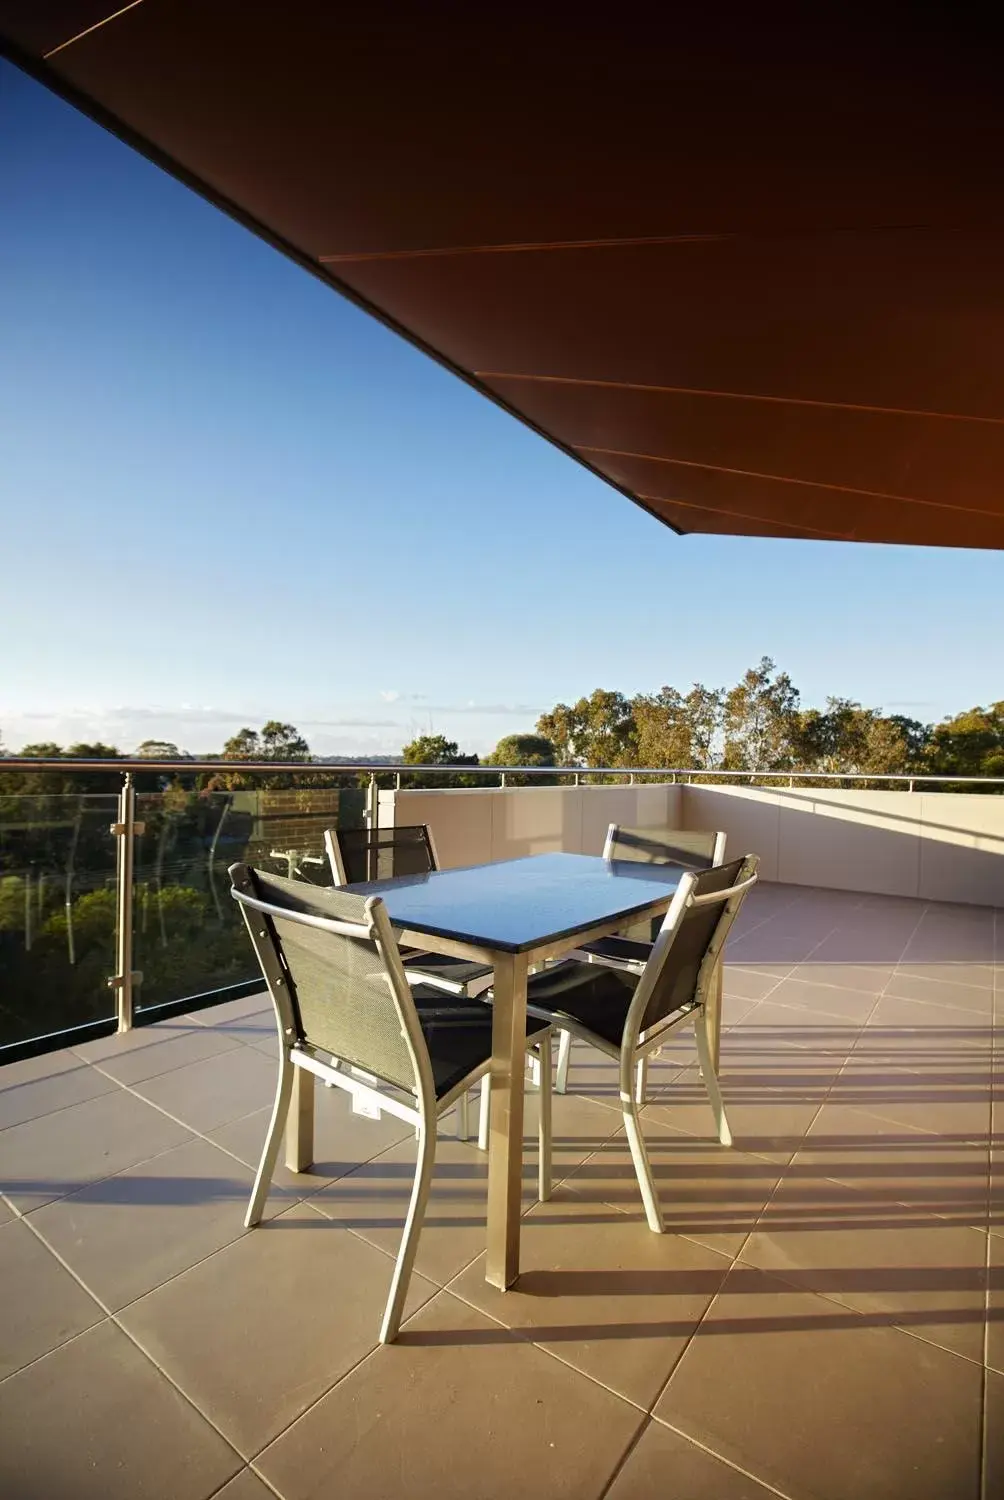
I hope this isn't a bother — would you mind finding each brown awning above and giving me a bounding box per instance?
[4,4,1004,548]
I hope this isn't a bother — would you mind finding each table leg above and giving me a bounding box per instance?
[285,1066,315,1172]
[486,950,529,1289]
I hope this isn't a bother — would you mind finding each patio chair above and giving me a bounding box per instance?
[326,824,494,999]
[524,854,758,1231]
[558,824,727,1095]
[229,863,554,1343]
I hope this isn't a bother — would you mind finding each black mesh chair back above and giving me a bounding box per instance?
[233,864,420,1093]
[330,824,436,885]
[605,825,722,869]
[637,857,749,1036]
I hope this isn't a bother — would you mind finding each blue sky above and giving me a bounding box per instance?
[2,60,1002,758]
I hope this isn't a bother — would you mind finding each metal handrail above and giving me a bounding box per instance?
[0,758,1002,787]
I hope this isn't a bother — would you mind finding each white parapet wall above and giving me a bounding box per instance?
[679,784,1004,906]
[378,781,682,869]
[377,779,1004,906]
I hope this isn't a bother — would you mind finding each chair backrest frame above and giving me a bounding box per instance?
[618,854,759,1088]
[602,823,727,869]
[229,863,438,1117]
[325,823,439,887]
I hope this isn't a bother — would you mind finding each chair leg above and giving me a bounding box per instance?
[477,1072,491,1151]
[555,1028,572,1094]
[456,1089,470,1140]
[245,1049,294,1228]
[621,1085,664,1233]
[634,1055,649,1105]
[537,1035,552,1202]
[694,1012,732,1147]
[379,1119,437,1344]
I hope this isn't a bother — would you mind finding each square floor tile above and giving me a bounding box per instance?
[884,971,994,1015]
[864,995,992,1053]
[132,1046,279,1134]
[30,1135,296,1312]
[566,1119,782,1257]
[0,1320,240,1500]
[731,1002,861,1055]
[213,1470,276,1500]
[208,1084,412,1190]
[839,1054,992,1142]
[764,977,880,1024]
[789,962,893,993]
[0,1051,117,1130]
[450,1184,731,1409]
[311,1091,623,1288]
[256,1288,644,1500]
[647,1062,830,1163]
[94,1026,244,1085]
[988,1233,1004,1375]
[0,1218,104,1377]
[0,1087,193,1213]
[607,1417,780,1499]
[723,966,785,1002]
[793,1101,990,1228]
[70,1016,201,1064]
[657,1264,983,1500]
[119,1201,437,1457]
[986,1368,1004,1500]
[741,1172,989,1362]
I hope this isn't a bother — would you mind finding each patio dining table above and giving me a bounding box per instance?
[340,850,703,1289]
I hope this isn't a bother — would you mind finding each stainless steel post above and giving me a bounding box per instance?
[109,772,143,1032]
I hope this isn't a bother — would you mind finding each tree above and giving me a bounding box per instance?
[136,739,183,759]
[722,658,800,773]
[400,734,480,788]
[924,703,1004,784]
[537,689,638,768]
[631,684,724,771]
[212,722,311,790]
[484,733,557,786]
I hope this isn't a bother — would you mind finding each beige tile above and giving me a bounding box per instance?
[0,1320,241,1500]
[765,976,880,1024]
[0,1056,118,1130]
[205,1008,278,1046]
[0,1193,13,1227]
[741,1173,989,1362]
[0,1087,193,1213]
[119,1201,436,1457]
[208,1084,412,1190]
[256,1288,644,1500]
[790,962,893,992]
[986,1369,1004,1500]
[731,1001,860,1055]
[723,966,785,1002]
[70,1015,207,1062]
[794,1102,990,1228]
[865,994,993,1052]
[133,1046,279,1134]
[884,971,994,1015]
[213,1470,276,1500]
[839,1053,992,1142]
[188,991,270,1027]
[0,1219,104,1377]
[450,1184,731,1409]
[30,1136,297,1312]
[658,1264,983,1500]
[647,1066,829,1166]
[896,962,995,991]
[988,1233,1004,1375]
[94,1026,244,1085]
[607,1418,780,1499]
[310,1091,619,1288]
[568,1118,782,1256]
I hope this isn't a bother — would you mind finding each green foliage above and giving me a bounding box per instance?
[484,734,557,786]
[537,690,638,769]
[924,702,1004,782]
[400,734,480,788]
[212,722,312,790]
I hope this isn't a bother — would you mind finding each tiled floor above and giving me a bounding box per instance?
[0,882,1000,1500]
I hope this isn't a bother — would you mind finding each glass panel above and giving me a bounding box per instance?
[133,782,366,1012]
[0,789,119,1048]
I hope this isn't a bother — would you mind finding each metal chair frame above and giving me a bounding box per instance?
[530,856,759,1232]
[230,864,552,1343]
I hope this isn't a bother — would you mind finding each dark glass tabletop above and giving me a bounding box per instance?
[345,851,686,953]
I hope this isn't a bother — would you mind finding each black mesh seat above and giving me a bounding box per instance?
[412,987,551,1099]
[572,935,653,969]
